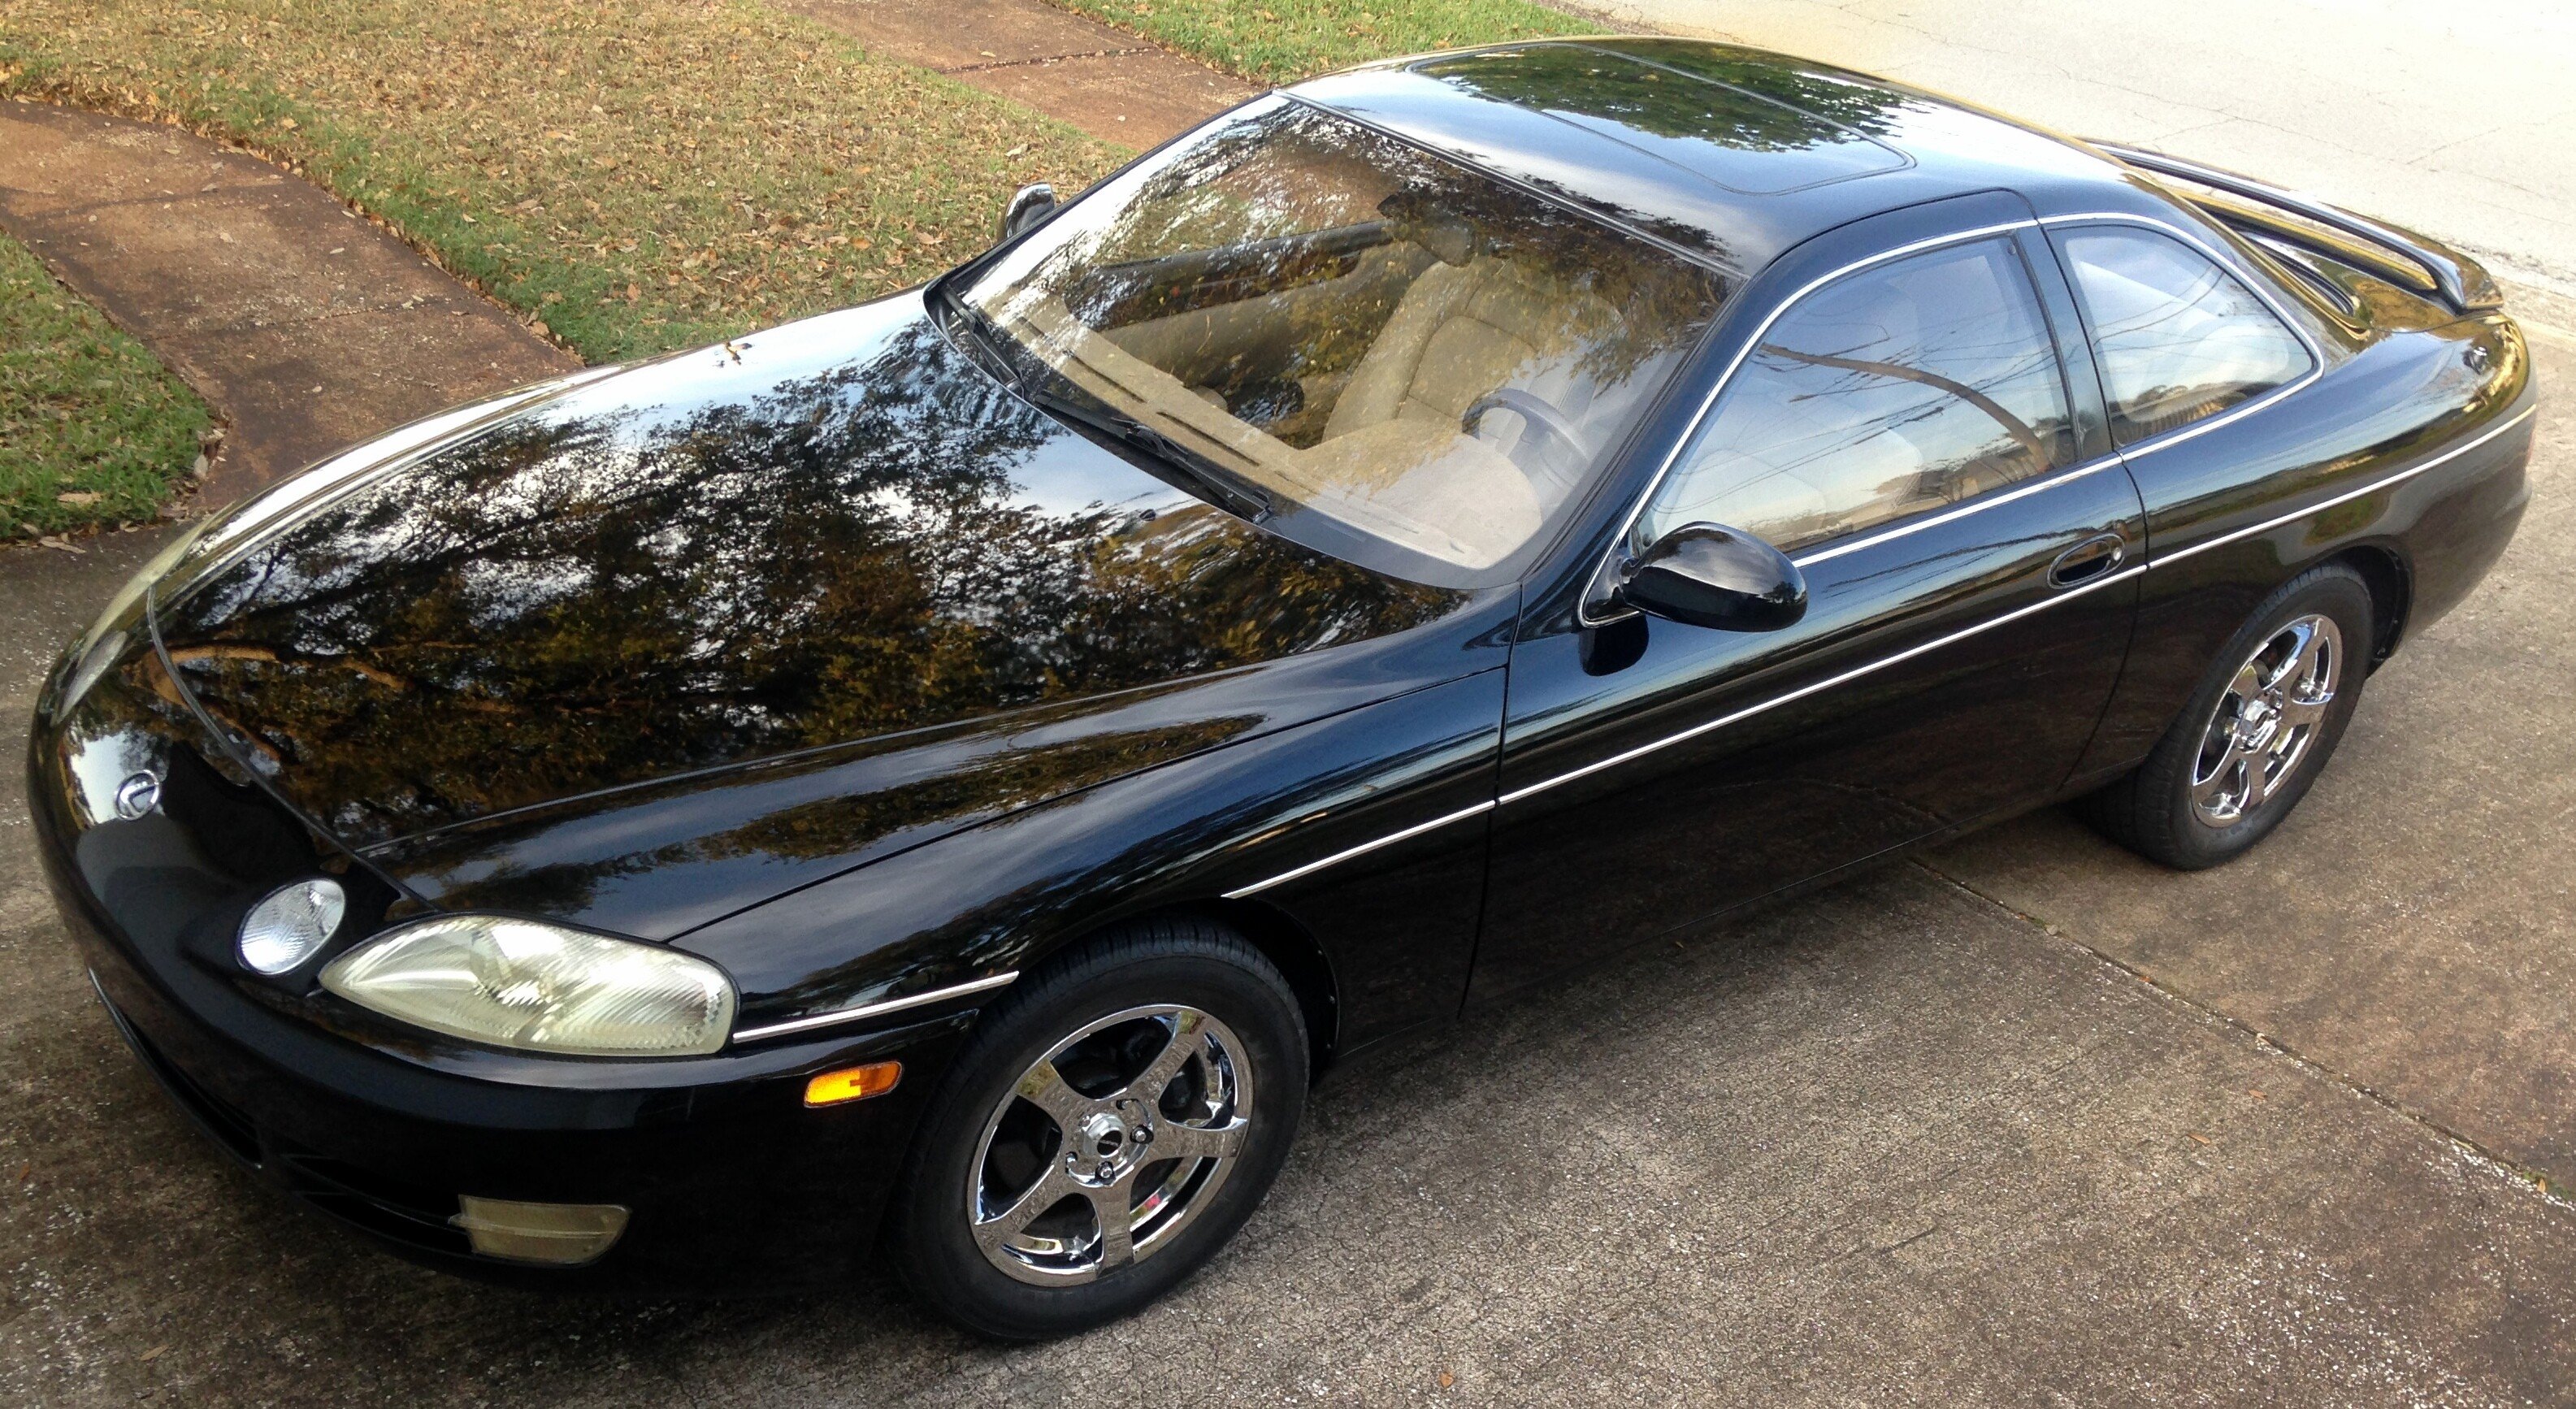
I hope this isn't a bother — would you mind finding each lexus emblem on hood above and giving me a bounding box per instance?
[114,771,163,821]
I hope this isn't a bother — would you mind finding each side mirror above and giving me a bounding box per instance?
[1616,523,1806,632]
[996,183,1058,243]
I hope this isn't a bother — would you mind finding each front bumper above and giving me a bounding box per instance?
[28,660,965,1295]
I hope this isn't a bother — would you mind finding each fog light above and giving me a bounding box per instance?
[450,1196,629,1265]
[238,878,346,975]
[804,1061,902,1107]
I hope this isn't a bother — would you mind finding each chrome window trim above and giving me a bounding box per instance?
[2035,210,2327,462]
[1591,217,2042,600]
[2149,403,2536,571]
[731,970,1021,1044]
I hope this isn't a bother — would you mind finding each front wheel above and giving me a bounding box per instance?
[887,918,1308,1339]
[2084,564,2374,869]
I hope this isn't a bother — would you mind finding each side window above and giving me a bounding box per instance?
[1639,238,2075,557]
[2058,227,2311,445]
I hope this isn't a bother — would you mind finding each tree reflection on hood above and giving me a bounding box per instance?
[157,307,1458,846]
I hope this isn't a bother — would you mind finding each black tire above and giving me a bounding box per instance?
[2083,564,2374,869]
[887,917,1308,1340]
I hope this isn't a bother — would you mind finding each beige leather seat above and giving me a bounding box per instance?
[1323,254,1620,443]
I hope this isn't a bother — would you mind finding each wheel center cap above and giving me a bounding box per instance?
[1081,1112,1129,1160]
[2238,696,2282,749]
[1070,1108,1154,1185]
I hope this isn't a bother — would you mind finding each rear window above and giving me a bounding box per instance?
[2057,227,2311,444]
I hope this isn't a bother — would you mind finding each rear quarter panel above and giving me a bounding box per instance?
[2075,285,2535,778]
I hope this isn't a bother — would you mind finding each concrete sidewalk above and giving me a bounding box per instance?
[784,0,1255,146]
[0,102,575,505]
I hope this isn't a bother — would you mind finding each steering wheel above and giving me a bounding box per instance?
[1462,388,1592,465]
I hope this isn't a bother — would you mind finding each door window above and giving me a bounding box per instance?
[1638,237,2075,556]
[2057,226,2310,445]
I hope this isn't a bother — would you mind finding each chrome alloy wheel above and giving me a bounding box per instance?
[966,1005,1252,1285]
[2190,612,2343,827]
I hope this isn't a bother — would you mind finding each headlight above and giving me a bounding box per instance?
[319,916,736,1056]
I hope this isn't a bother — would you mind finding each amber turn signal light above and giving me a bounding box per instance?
[804,1061,902,1107]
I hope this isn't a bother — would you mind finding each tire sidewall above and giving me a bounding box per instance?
[2144,567,2374,868]
[890,934,1307,1340]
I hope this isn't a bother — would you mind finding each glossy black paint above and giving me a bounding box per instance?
[1618,523,1808,632]
[154,300,1460,852]
[24,38,2534,1293]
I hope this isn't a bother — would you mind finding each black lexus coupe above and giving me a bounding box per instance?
[30,39,2535,1337]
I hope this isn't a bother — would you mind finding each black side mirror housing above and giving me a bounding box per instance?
[997,184,1058,243]
[1616,523,1807,632]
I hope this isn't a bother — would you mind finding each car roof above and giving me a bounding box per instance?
[1288,37,2133,284]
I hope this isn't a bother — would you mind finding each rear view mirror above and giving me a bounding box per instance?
[1617,523,1806,632]
[997,184,1058,243]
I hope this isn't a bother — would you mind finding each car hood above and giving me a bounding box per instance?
[150,293,1464,871]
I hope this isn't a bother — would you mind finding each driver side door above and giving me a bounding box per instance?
[1469,196,2145,1003]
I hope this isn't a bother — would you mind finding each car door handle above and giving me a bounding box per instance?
[2047,532,2127,588]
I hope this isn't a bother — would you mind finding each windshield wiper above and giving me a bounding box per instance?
[1016,382,1275,524]
[934,286,1275,523]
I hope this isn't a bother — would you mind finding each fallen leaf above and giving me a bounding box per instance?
[40,536,84,554]
[141,1345,167,1362]
[2249,1088,2266,1099]
[1437,1369,1455,1389]
[2187,1132,2213,1146]
[55,491,102,506]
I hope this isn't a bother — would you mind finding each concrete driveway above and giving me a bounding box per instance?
[7,13,2576,1405]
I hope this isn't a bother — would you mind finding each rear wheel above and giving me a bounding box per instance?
[2084,564,2373,869]
[887,918,1307,1339]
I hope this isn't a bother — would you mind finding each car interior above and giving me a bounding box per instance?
[969,108,1725,574]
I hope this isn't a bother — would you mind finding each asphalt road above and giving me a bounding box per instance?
[7,14,2576,1404]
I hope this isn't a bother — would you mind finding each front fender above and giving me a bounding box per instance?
[676,665,1509,1055]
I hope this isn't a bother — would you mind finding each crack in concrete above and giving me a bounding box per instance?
[1913,859,2576,1216]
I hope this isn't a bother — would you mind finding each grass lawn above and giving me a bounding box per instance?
[1044,0,1592,85]
[0,228,210,539]
[0,0,1120,365]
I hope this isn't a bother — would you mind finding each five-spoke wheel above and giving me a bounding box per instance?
[889,919,1307,1339]
[2188,613,2341,826]
[2083,563,2374,869]
[969,1005,1252,1284]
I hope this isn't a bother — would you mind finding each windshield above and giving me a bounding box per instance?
[953,95,1729,587]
